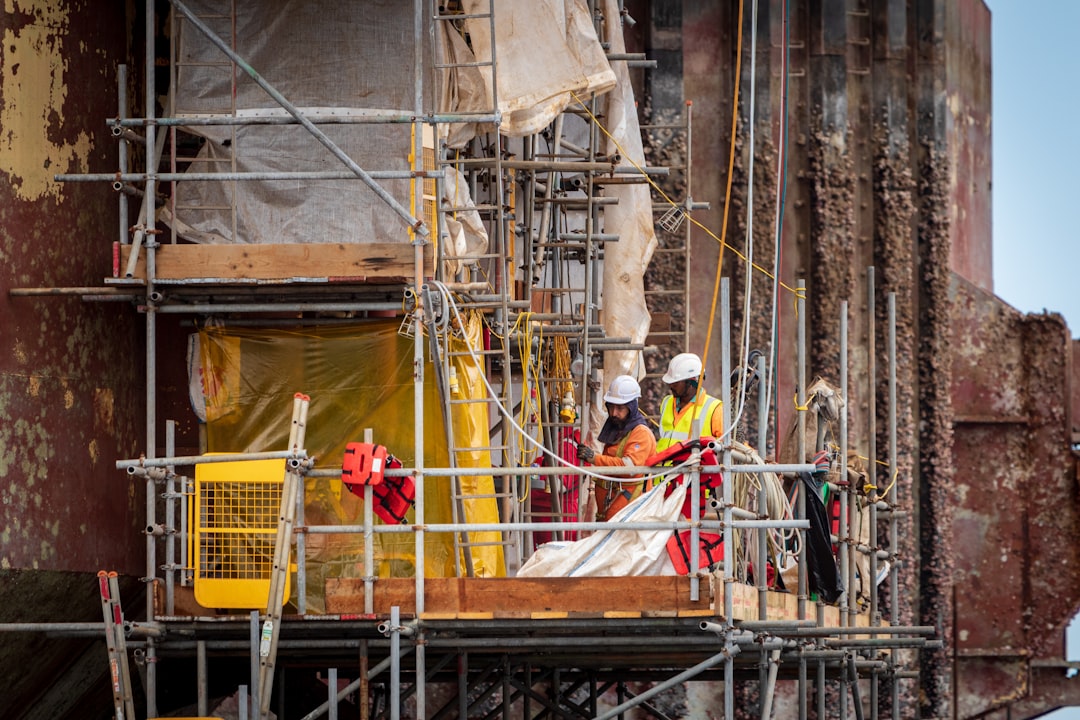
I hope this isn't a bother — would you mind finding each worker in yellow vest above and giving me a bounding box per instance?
[576,375,657,519]
[656,352,724,452]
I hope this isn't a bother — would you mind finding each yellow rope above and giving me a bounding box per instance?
[567,83,803,308]
[702,0,744,370]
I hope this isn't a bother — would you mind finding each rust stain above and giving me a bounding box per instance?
[0,1,92,204]
[94,386,114,430]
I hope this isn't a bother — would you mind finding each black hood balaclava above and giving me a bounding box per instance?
[597,398,649,445]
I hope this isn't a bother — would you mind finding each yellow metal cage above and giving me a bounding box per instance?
[193,458,291,610]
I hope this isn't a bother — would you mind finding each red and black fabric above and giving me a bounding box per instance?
[371,455,415,525]
[644,439,696,467]
[649,441,724,520]
[827,491,841,554]
[341,447,416,525]
[799,471,844,603]
[666,530,724,575]
[747,561,777,588]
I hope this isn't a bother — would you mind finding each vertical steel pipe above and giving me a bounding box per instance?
[867,267,879,624]
[390,606,402,720]
[250,610,260,708]
[840,301,851,627]
[197,640,208,716]
[364,428,375,615]
[757,351,769,620]
[797,277,807,624]
[458,653,469,720]
[117,64,129,253]
[412,5,427,719]
[888,292,900,719]
[144,3,159,716]
[328,667,338,720]
[165,420,176,615]
[721,278,734,718]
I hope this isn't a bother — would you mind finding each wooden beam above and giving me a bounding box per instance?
[118,242,430,283]
[325,576,716,617]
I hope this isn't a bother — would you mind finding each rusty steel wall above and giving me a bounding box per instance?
[951,275,1080,718]
[947,0,993,292]
[0,3,144,716]
[666,0,1077,717]
[0,1,142,574]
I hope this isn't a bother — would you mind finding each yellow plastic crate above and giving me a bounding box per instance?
[193,457,291,610]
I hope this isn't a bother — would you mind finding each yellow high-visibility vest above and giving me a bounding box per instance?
[656,393,721,452]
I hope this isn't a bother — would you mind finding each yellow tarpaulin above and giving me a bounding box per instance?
[197,319,505,612]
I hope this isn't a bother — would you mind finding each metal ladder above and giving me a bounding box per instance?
[166,3,240,245]
[429,0,524,577]
[97,570,137,720]
[256,393,310,719]
[641,104,695,369]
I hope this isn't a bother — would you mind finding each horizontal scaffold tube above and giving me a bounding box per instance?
[109,111,500,127]
[306,462,817,479]
[116,449,306,470]
[304,519,810,535]
[56,170,441,183]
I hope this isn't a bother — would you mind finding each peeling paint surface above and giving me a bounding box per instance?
[0,1,93,204]
[950,275,1080,718]
[0,1,142,577]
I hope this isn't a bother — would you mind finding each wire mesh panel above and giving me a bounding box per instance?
[194,458,291,609]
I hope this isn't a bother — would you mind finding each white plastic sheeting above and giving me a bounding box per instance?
[517,480,686,577]
[587,0,658,441]
[457,0,616,138]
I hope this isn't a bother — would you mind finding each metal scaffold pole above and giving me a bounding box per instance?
[721,277,735,720]
[413,2,428,717]
[143,1,159,715]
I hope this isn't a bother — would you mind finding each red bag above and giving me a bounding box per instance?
[666,530,724,575]
[341,445,415,525]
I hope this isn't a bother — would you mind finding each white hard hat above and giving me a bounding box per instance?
[604,374,641,405]
[662,352,703,384]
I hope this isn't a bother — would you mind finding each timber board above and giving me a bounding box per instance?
[325,576,714,617]
[323,576,871,626]
[118,242,430,283]
[163,579,869,627]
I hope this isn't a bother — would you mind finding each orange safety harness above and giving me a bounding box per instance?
[341,442,416,525]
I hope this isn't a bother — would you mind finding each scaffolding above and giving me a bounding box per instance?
[6,1,937,718]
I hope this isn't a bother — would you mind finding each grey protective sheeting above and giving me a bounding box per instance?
[165,0,616,250]
[169,0,428,245]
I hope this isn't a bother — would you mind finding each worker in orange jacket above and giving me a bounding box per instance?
[576,374,657,520]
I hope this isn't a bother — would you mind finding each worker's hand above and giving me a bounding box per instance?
[576,443,595,463]
[812,449,830,475]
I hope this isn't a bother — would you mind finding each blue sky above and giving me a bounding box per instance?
[991,0,1080,333]
[990,1,1080,717]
